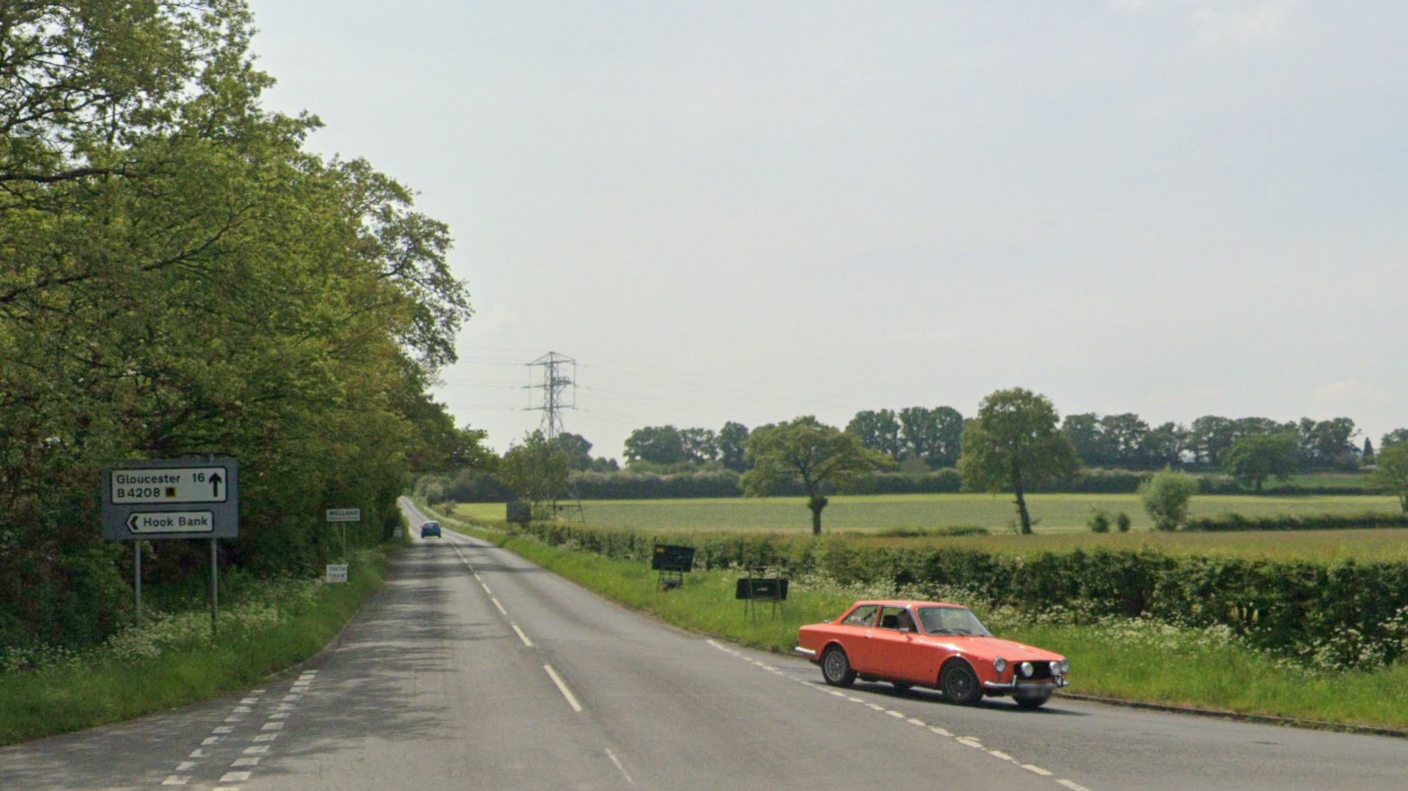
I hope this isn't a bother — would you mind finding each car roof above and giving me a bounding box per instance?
[850,600,967,610]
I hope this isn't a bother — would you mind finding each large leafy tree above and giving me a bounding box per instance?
[1369,444,1408,513]
[622,425,687,466]
[716,421,750,471]
[958,388,1080,534]
[0,1,472,645]
[498,431,569,515]
[1223,431,1299,492]
[742,416,886,534]
[845,409,901,459]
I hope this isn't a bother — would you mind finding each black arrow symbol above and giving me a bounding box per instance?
[210,473,223,499]
[127,513,140,531]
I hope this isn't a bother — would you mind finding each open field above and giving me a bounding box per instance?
[454,492,1402,533]
[450,495,1408,563]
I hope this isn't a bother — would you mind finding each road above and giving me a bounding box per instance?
[3,498,1406,790]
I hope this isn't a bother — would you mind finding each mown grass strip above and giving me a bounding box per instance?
[451,521,1408,733]
[0,547,391,747]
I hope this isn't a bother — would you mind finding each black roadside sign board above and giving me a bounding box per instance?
[736,578,790,601]
[651,544,695,572]
[102,457,240,541]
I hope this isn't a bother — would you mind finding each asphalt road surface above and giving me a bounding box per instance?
[4,498,1407,790]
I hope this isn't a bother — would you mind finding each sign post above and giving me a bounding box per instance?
[326,508,361,582]
[102,458,239,637]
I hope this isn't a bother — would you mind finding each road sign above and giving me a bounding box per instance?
[126,511,214,534]
[103,458,239,541]
[110,467,230,504]
[326,564,349,584]
[326,508,361,522]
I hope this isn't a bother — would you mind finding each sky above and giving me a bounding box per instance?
[245,0,1408,460]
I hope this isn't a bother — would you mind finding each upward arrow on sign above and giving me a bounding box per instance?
[209,473,222,499]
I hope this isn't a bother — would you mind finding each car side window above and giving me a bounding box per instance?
[879,606,914,630]
[842,605,879,627]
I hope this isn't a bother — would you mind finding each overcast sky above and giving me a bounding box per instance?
[246,0,1407,459]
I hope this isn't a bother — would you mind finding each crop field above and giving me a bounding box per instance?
[455,493,1400,533]
[450,494,1408,562]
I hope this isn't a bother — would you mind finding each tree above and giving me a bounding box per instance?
[1101,413,1151,468]
[1297,417,1359,470]
[1145,422,1188,469]
[742,416,887,534]
[1188,416,1237,467]
[958,388,1080,534]
[498,431,569,515]
[1363,438,1376,466]
[1139,470,1198,531]
[623,425,686,466]
[1382,429,1408,450]
[1062,413,1110,467]
[680,427,718,464]
[897,406,966,468]
[0,0,472,646]
[555,433,595,471]
[1369,444,1408,513]
[846,409,901,459]
[717,421,750,471]
[1223,431,1299,492]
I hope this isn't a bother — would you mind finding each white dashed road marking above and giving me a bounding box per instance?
[544,664,585,713]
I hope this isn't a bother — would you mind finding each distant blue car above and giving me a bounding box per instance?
[420,520,441,538]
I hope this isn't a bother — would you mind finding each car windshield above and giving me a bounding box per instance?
[917,607,992,637]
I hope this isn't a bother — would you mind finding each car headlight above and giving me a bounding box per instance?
[994,658,1007,675]
[1019,661,1033,678]
[1050,661,1061,677]
[1060,658,1071,675]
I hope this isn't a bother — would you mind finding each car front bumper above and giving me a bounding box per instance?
[793,646,817,660]
[982,678,1067,693]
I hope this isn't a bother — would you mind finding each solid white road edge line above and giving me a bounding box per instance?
[605,748,635,784]
[543,665,585,713]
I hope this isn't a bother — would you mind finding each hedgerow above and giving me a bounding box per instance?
[512,521,1408,670]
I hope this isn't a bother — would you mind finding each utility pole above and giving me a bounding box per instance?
[524,352,584,521]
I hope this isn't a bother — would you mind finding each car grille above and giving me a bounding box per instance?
[1020,662,1055,680]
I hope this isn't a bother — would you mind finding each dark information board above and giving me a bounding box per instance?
[651,544,695,572]
[735,578,789,601]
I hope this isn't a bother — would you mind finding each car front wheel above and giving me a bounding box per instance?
[940,661,983,706]
[821,646,857,688]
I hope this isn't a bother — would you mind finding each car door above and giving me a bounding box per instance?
[869,606,931,683]
[834,604,880,673]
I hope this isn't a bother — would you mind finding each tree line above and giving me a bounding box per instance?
[1,1,478,651]
[615,410,1402,474]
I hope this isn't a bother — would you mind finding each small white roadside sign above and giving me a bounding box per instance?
[326,564,349,584]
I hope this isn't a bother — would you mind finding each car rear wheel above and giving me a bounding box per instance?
[940,661,983,706]
[821,646,857,688]
[1015,692,1052,710]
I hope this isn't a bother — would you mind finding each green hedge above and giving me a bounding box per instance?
[513,521,1408,670]
[1185,512,1408,532]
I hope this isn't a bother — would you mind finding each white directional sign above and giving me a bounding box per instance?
[110,467,230,504]
[326,508,362,522]
[102,458,239,541]
[126,511,215,534]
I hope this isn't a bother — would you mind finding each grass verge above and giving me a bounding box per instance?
[448,518,1408,733]
[0,546,391,747]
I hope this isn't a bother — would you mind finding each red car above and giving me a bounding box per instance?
[795,600,1069,709]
